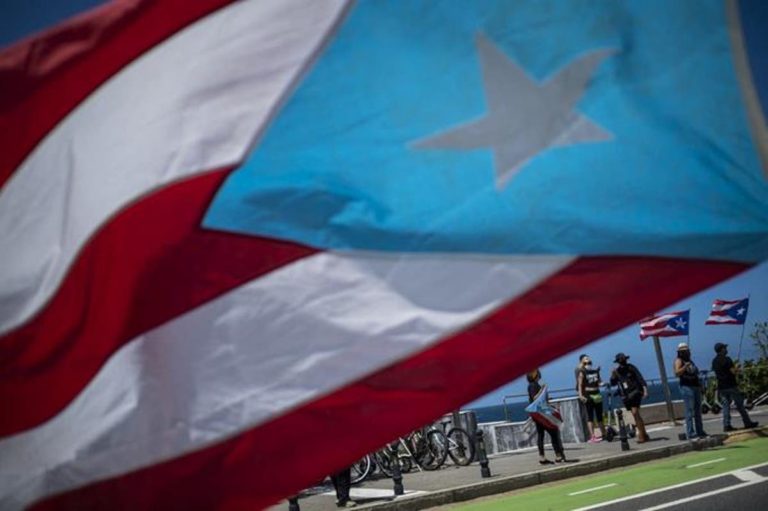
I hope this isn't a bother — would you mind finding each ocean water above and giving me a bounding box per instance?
[469,382,686,423]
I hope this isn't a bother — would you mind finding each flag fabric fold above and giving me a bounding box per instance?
[705,298,750,325]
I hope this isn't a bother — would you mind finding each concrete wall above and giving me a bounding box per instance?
[479,397,587,455]
[477,398,690,455]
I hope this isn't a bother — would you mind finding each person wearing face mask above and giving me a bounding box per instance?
[577,355,606,443]
[610,352,649,443]
[673,343,707,440]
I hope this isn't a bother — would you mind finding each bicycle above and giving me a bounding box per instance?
[438,418,475,466]
[404,426,448,470]
[373,443,413,477]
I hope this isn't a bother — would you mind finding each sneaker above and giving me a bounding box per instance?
[587,436,601,444]
[336,501,356,508]
[724,425,738,432]
[745,421,759,429]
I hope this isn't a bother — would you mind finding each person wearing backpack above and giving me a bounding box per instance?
[577,355,606,443]
[610,352,649,443]
[673,342,708,440]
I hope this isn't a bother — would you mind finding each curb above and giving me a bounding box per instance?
[722,424,768,445]
[355,437,726,511]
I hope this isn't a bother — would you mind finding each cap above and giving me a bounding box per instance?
[677,342,689,351]
[614,352,629,363]
[714,342,728,353]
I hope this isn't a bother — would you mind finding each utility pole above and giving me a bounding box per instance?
[652,335,677,425]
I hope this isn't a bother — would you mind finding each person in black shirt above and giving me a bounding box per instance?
[673,343,707,440]
[711,342,758,432]
[577,355,606,443]
[610,352,649,443]
[527,369,566,464]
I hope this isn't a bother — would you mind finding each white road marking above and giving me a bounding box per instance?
[732,469,763,483]
[639,479,766,510]
[573,461,768,511]
[686,457,726,468]
[568,483,617,496]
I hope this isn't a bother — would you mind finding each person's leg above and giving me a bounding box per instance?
[693,387,706,437]
[632,405,648,442]
[731,389,757,427]
[548,428,565,461]
[536,422,547,461]
[595,400,606,439]
[584,400,595,441]
[332,468,352,505]
[680,386,695,439]
[720,388,734,430]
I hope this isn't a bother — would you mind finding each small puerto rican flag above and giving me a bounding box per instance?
[705,298,750,325]
[638,310,690,340]
[525,385,563,430]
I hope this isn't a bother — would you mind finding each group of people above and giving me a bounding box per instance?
[528,341,760,465]
[526,351,650,464]
[673,341,759,440]
[330,341,760,506]
[574,352,650,444]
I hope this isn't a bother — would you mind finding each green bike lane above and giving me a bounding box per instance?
[441,437,768,511]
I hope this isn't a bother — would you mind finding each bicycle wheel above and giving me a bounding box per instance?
[350,454,372,484]
[374,447,412,477]
[446,427,475,466]
[373,449,393,477]
[416,430,448,470]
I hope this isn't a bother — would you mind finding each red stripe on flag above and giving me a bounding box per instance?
[0,0,237,189]
[30,256,748,510]
[0,169,315,438]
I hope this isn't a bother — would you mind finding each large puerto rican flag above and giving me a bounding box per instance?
[1,1,767,509]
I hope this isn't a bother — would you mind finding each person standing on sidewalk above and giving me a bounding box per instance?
[673,343,707,440]
[610,353,650,443]
[711,342,759,432]
[527,369,566,464]
[577,355,606,443]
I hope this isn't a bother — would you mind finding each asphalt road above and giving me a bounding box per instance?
[582,463,768,511]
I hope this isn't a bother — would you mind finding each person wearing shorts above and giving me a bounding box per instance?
[577,355,605,443]
[610,352,649,443]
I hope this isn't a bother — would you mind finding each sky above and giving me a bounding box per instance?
[467,260,768,408]
[0,0,107,48]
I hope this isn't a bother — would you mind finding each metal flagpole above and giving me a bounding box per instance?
[736,294,750,361]
[652,335,677,425]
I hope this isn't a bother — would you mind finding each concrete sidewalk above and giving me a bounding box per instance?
[269,407,767,511]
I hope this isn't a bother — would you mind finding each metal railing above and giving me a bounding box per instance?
[500,375,694,423]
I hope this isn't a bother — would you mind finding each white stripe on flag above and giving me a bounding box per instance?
[0,0,349,335]
[706,316,738,324]
[0,251,572,510]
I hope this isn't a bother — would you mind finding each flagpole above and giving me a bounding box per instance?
[652,335,677,425]
[736,294,750,361]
